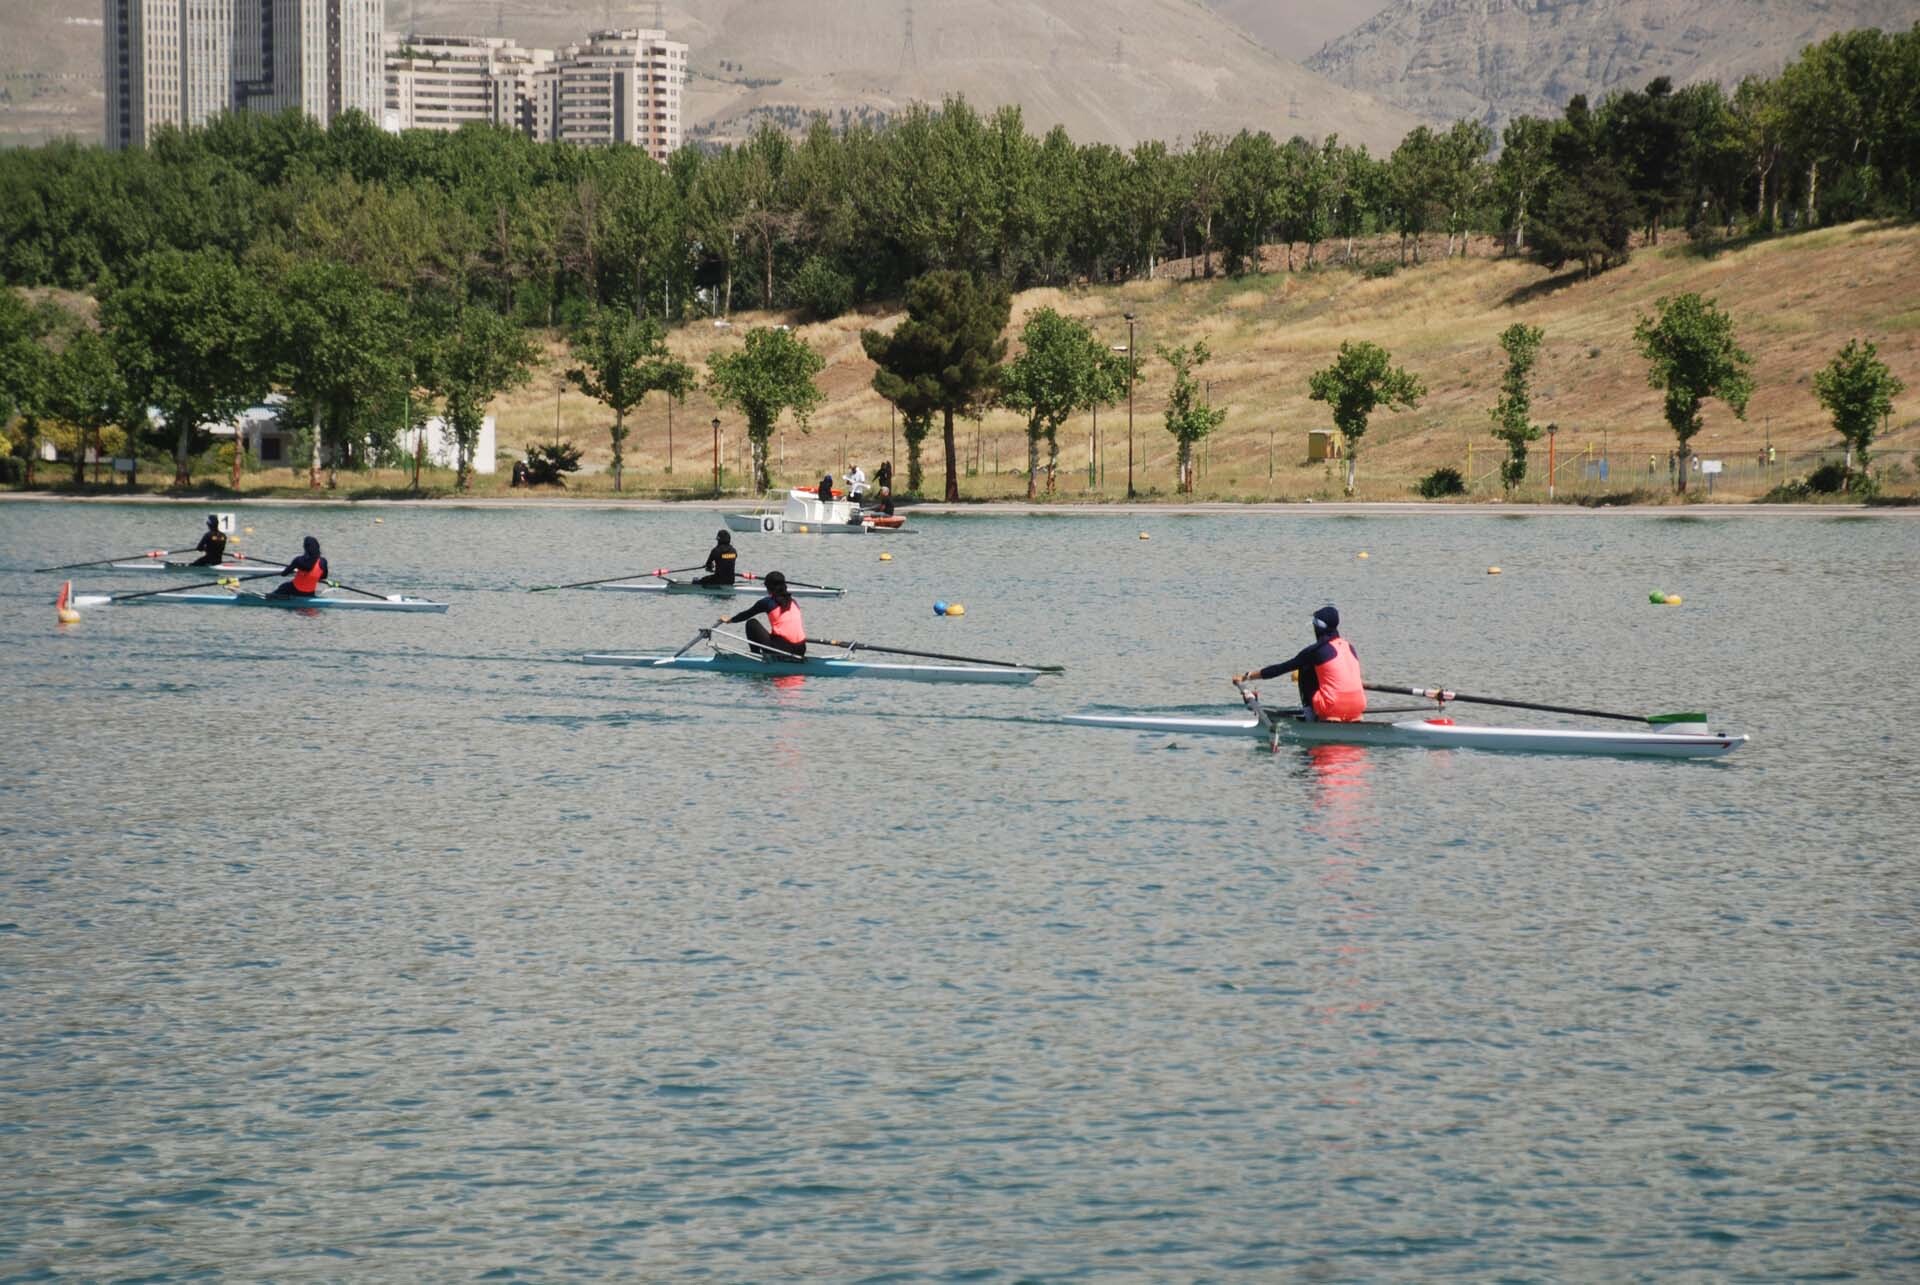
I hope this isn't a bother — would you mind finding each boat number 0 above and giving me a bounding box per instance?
[760,516,777,533]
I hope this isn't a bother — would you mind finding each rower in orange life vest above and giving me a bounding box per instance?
[1232,605,1366,721]
[269,535,329,598]
[718,570,804,658]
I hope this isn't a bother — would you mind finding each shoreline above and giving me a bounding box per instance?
[1,492,1910,518]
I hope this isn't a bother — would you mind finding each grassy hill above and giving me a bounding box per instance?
[483,220,1918,504]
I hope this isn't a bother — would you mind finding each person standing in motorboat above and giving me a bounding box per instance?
[694,529,737,586]
[718,571,805,658]
[1231,605,1365,722]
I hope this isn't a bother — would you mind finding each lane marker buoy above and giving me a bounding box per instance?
[55,580,80,625]
[947,602,964,617]
[1487,566,1502,575]
[879,552,892,561]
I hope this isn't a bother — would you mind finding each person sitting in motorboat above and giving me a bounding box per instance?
[189,514,229,566]
[694,529,737,586]
[718,571,805,659]
[874,487,894,517]
[1232,605,1365,721]
[270,536,329,598]
[817,474,834,505]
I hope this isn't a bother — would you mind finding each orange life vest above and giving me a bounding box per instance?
[292,556,325,594]
[768,597,805,645]
[1311,636,1366,721]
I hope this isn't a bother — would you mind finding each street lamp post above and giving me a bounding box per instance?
[712,418,721,497]
[1124,312,1136,500]
[1546,423,1558,502]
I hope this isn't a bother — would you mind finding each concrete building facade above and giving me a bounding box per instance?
[382,33,553,134]
[539,29,687,161]
[105,0,385,147]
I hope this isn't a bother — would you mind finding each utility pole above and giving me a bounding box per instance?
[712,417,721,497]
[1124,313,1136,500]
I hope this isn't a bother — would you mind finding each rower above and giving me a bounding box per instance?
[269,536,329,598]
[718,570,804,659]
[694,529,737,586]
[1232,605,1366,722]
[188,514,229,566]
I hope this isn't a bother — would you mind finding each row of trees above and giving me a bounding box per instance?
[2,25,1915,323]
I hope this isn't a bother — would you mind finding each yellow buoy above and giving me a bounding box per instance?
[243,526,254,534]
[878,552,893,561]
[55,581,80,624]
[946,602,965,616]
[1664,594,1683,606]
[1138,532,1150,540]
[374,517,384,524]
[797,524,810,534]
[1357,551,1369,560]
[1487,566,1502,575]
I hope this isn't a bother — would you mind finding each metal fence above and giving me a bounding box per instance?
[1462,442,1910,498]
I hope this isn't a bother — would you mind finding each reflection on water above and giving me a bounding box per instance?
[2,501,1917,1280]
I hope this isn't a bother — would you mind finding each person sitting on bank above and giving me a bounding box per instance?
[718,571,805,659]
[270,536,328,598]
[695,529,737,586]
[817,474,834,505]
[1232,605,1365,722]
[189,514,229,566]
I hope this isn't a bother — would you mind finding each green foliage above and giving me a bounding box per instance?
[420,303,535,491]
[1416,466,1466,498]
[705,326,825,492]
[1489,323,1545,492]
[566,308,688,490]
[1812,337,1904,478]
[98,248,270,483]
[1532,96,1637,277]
[521,441,582,486]
[861,270,1009,502]
[1000,307,1108,497]
[267,256,405,488]
[787,257,855,321]
[1632,292,1754,491]
[1156,340,1227,494]
[1307,340,1425,494]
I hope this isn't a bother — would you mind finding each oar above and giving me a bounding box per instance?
[1365,683,1704,726]
[654,628,711,664]
[739,572,844,592]
[322,578,398,602]
[821,638,1064,673]
[527,565,704,592]
[69,569,284,606]
[36,547,198,572]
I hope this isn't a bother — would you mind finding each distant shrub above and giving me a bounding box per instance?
[1807,461,1850,493]
[1415,466,1465,498]
[521,442,582,487]
[0,455,24,485]
[788,258,855,321]
[1362,261,1396,279]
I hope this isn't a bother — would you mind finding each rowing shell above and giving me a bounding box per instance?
[1062,709,1747,758]
[109,560,272,572]
[73,590,449,613]
[583,651,1041,684]
[591,579,846,598]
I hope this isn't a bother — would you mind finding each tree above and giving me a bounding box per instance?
[421,303,535,491]
[1432,119,1494,259]
[1495,116,1559,252]
[268,257,404,489]
[1489,323,1545,493]
[1532,96,1636,277]
[99,249,269,483]
[1813,338,1904,483]
[705,326,825,493]
[1158,341,1227,494]
[566,308,686,491]
[861,270,1009,502]
[1632,293,1753,493]
[1307,341,1424,495]
[999,307,1106,498]
[41,325,128,485]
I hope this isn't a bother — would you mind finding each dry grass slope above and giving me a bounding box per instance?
[492,221,1920,503]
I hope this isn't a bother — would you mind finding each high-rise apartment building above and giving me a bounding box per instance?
[105,0,236,149]
[105,0,384,148]
[383,33,553,134]
[537,29,687,161]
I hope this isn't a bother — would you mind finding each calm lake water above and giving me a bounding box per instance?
[3,499,1917,1281]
